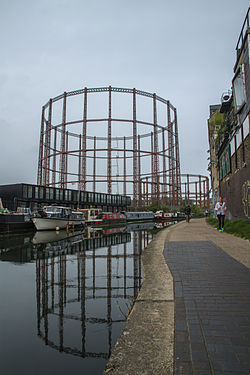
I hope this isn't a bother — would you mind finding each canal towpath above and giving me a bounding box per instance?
[103,218,250,375]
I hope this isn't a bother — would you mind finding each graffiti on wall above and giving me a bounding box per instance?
[242,180,250,219]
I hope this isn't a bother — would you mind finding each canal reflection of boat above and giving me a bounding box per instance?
[122,211,155,222]
[154,220,178,229]
[32,206,85,231]
[125,221,155,232]
[32,227,132,259]
[0,232,34,262]
[101,226,126,235]
[31,229,85,245]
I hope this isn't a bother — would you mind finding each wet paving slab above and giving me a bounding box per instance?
[164,241,250,375]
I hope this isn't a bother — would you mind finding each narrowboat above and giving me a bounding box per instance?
[78,208,103,225]
[154,211,175,219]
[101,212,126,225]
[122,211,155,222]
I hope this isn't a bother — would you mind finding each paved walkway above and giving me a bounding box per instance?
[165,241,250,375]
[104,219,250,375]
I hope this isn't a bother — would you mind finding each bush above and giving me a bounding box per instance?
[206,217,217,227]
[206,218,250,241]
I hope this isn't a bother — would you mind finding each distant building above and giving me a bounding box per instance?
[0,183,131,212]
[207,8,250,220]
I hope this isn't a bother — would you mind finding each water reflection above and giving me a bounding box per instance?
[0,221,175,374]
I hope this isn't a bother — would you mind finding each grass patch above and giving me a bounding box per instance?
[206,217,250,241]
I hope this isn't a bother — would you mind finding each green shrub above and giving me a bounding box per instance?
[206,217,217,227]
[206,218,250,240]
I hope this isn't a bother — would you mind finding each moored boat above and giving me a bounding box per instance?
[101,212,126,225]
[0,207,35,234]
[32,206,85,231]
[154,210,175,220]
[122,211,155,221]
[78,208,103,225]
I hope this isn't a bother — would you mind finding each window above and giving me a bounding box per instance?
[59,189,64,200]
[65,190,68,201]
[81,192,87,203]
[233,66,246,112]
[219,145,231,180]
[56,189,60,200]
[39,187,44,199]
[46,188,50,200]
[230,138,235,155]
[28,186,33,199]
[35,187,39,199]
[23,185,27,198]
[243,116,249,139]
[50,188,54,200]
[68,190,72,201]
[73,190,78,201]
[236,128,242,149]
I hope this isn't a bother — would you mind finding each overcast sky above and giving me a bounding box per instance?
[0,0,249,187]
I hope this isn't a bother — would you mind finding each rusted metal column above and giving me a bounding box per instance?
[60,93,67,188]
[37,106,45,185]
[65,131,68,189]
[151,132,154,202]
[78,135,82,190]
[123,137,126,196]
[153,94,160,201]
[184,182,187,202]
[206,177,209,208]
[195,181,198,206]
[146,177,149,205]
[44,99,52,186]
[143,181,145,206]
[107,86,112,194]
[133,88,137,206]
[138,135,142,207]
[162,128,167,199]
[167,102,173,205]
[52,127,57,186]
[187,174,190,204]
[203,179,206,207]
[174,108,181,205]
[82,88,87,191]
[199,175,202,208]
[93,136,96,192]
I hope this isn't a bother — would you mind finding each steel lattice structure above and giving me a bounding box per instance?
[37,86,182,207]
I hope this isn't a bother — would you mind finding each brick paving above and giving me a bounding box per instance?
[164,240,250,375]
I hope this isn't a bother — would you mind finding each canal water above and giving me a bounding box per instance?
[0,221,174,375]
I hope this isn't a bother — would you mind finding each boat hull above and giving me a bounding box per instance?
[32,217,85,231]
[0,214,35,234]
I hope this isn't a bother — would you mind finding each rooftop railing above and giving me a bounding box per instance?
[236,7,250,58]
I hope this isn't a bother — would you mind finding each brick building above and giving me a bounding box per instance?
[208,8,250,220]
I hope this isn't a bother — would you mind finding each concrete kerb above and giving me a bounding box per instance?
[103,227,175,375]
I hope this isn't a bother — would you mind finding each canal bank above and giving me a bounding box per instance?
[103,218,250,375]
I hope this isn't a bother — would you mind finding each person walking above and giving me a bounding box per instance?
[215,197,227,232]
[185,204,191,222]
